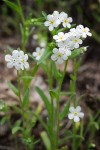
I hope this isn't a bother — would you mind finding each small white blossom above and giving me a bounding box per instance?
[44,14,59,31]
[68,106,84,122]
[18,51,29,70]
[69,35,83,48]
[5,50,29,70]
[5,50,21,70]
[69,27,81,37]
[62,13,72,28]
[53,32,68,42]
[52,11,61,25]
[51,48,71,64]
[33,47,45,60]
[77,25,92,38]
[57,39,74,50]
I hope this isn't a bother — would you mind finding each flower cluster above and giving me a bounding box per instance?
[68,106,84,122]
[44,11,73,31]
[5,50,29,70]
[44,11,92,64]
[32,47,45,60]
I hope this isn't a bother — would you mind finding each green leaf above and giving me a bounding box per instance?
[41,131,51,150]
[12,126,21,134]
[22,88,30,109]
[60,100,70,120]
[0,117,7,125]
[21,76,33,80]
[42,11,47,19]
[7,81,19,96]
[3,0,20,14]
[49,90,58,99]
[69,47,84,59]
[35,87,51,116]
[52,61,62,81]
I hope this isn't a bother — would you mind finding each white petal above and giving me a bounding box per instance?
[69,107,75,113]
[74,116,80,122]
[5,55,12,61]
[12,50,19,57]
[79,39,83,44]
[33,52,37,57]
[53,35,58,40]
[74,43,79,48]
[58,32,64,36]
[51,54,57,61]
[49,25,54,31]
[68,113,74,119]
[67,23,71,28]
[24,62,29,69]
[76,106,81,112]
[36,56,41,60]
[36,47,40,52]
[79,112,84,118]
[44,21,49,26]
[62,22,66,28]
[47,15,52,20]
[62,54,68,60]
[7,62,13,68]
[53,48,58,54]
[24,54,28,61]
[57,58,63,64]
[68,17,72,22]
[87,32,92,36]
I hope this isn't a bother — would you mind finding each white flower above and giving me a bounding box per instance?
[68,106,84,122]
[62,13,72,28]
[44,14,59,31]
[57,39,74,50]
[51,48,71,64]
[5,50,20,70]
[5,50,29,70]
[18,51,29,70]
[69,27,81,37]
[77,25,92,38]
[52,11,61,25]
[69,35,83,48]
[33,47,45,60]
[53,32,67,42]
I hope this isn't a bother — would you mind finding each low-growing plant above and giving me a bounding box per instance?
[0,0,99,150]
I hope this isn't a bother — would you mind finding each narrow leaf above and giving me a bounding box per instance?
[35,87,51,115]
[7,81,19,96]
[41,131,51,150]
[3,0,20,13]
[22,88,30,108]
[60,100,70,120]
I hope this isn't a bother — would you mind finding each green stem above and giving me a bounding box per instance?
[17,0,27,52]
[72,122,77,150]
[17,0,25,24]
[55,60,68,149]
[17,71,22,105]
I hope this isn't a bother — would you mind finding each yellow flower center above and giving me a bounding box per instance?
[50,21,54,25]
[74,39,78,43]
[21,59,24,63]
[82,29,86,32]
[60,36,63,40]
[58,53,62,57]
[64,19,67,23]
[74,112,78,116]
